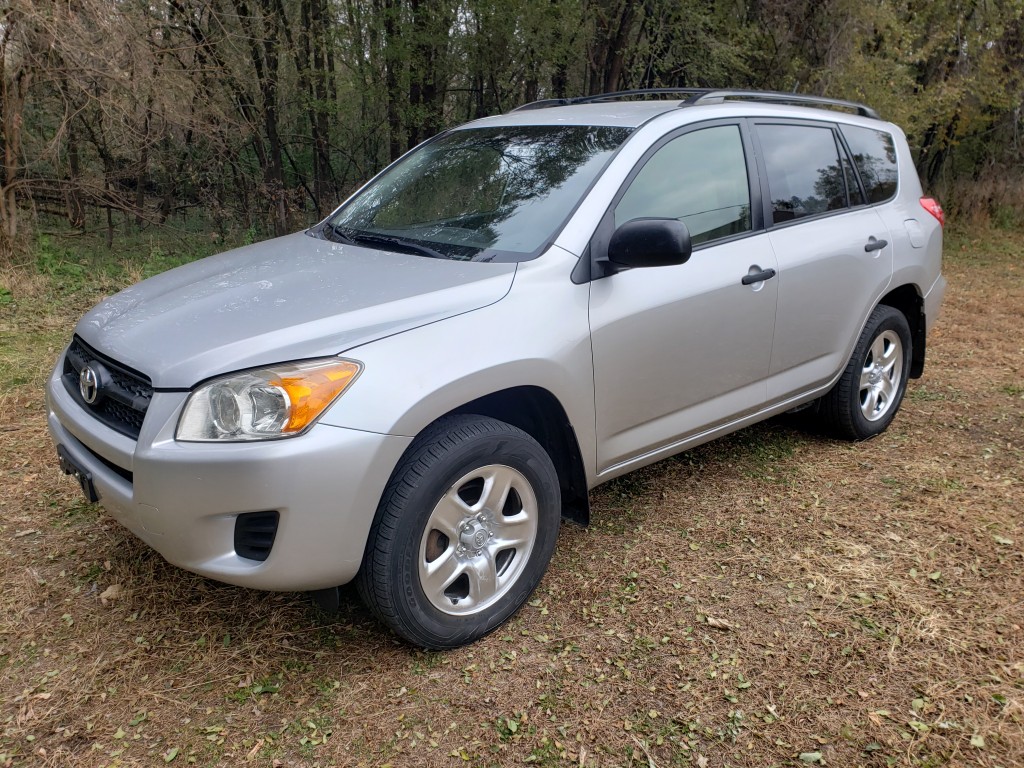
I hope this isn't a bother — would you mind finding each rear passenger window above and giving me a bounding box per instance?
[758,124,849,224]
[841,125,899,203]
[615,125,751,246]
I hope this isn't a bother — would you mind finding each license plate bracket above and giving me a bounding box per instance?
[57,445,99,503]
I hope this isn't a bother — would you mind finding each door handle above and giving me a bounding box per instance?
[864,238,888,252]
[741,268,776,286]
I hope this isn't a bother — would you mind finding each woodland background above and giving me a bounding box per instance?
[2,0,1023,263]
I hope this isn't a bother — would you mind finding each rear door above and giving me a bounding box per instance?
[589,121,778,472]
[752,121,894,403]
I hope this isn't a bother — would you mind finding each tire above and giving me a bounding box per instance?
[819,304,912,440]
[357,414,561,649]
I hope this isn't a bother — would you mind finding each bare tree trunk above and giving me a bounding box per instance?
[135,98,153,228]
[232,0,288,234]
[0,9,29,257]
[407,0,451,148]
[307,0,333,212]
[281,0,331,216]
[66,127,85,228]
[380,0,405,161]
[587,0,637,94]
[104,176,114,248]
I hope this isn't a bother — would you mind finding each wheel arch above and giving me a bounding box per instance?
[447,386,590,526]
[878,283,926,378]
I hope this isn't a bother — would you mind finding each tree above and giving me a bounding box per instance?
[2,0,1022,266]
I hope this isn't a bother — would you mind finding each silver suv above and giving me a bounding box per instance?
[46,89,945,648]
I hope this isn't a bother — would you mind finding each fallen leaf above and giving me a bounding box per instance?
[630,735,657,768]
[993,535,1013,546]
[705,616,734,631]
[798,752,823,764]
[99,584,124,604]
[970,734,985,748]
[696,755,709,768]
[246,739,264,760]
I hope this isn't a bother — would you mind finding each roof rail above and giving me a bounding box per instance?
[685,89,880,119]
[511,88,880,120]
[511,98,574,112]
[510,88,705,112]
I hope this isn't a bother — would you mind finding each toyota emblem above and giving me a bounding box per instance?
[79,366,100,404]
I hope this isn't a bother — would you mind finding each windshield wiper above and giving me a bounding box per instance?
[322,222,349,243]
[328,225,449,259]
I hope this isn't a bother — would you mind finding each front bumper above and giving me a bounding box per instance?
[45,361,411,591]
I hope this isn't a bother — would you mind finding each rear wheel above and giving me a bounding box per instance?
[357,415,560,648]
[819,305,912,440]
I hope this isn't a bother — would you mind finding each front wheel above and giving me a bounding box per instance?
[357,415,561,649]
[819,305,912,440]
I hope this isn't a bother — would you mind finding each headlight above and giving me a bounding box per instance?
[176,358,361,441]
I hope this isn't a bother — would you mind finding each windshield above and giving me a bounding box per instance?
[326,125,633,261]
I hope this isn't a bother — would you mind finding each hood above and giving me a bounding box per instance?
[75,232,517,388]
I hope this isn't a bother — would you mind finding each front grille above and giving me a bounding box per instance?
[62,336,153,440]
[234,512,280,562]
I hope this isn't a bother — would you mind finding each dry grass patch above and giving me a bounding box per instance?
[1,227,1022,767]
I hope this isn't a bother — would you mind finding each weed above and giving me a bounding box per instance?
[227,675,282,702]
[907,385,948,402]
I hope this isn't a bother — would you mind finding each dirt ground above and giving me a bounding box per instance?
[1,227,1021,767]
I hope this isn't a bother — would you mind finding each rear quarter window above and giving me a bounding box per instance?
[840,125,899,203]
[757,123,850,224]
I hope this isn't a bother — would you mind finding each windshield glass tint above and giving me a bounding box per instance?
[329,125,632,261]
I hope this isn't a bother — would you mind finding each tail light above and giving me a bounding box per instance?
[920,197,945,227]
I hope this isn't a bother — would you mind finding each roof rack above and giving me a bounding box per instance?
[510,89,705,111]
[511,88,880,120]
[686,89,880,119]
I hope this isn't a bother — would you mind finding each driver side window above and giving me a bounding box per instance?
[615,125,752,246]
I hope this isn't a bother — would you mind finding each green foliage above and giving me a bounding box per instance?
[1,0,1021,259]
[34,236,85,283]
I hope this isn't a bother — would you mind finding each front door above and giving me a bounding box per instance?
[589,122,778,473]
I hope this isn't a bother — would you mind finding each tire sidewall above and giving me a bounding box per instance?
[847,307,912,438]
[389,427,561,647]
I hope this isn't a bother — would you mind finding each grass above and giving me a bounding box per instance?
[1,224,1022,767]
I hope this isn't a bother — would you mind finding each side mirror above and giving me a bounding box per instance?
[607,218,692,269]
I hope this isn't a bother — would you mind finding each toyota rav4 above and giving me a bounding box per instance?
[46,89,945,648]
